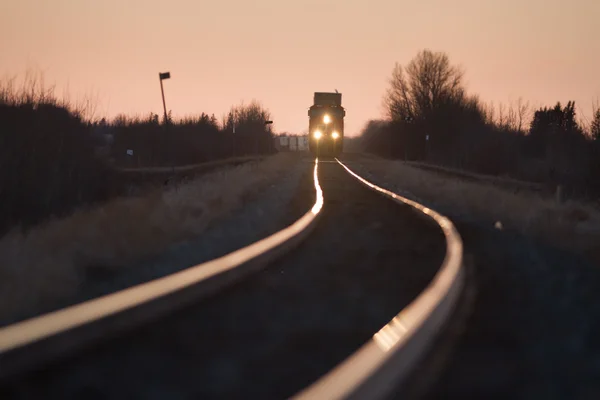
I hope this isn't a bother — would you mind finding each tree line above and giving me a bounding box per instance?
[358,49,600,199]
[109,100,274,168]
[0,76,275,235]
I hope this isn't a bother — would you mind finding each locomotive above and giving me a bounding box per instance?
[308,92,345,156]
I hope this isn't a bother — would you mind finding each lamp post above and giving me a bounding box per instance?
[159,71,172,171]
[158,72,170,125]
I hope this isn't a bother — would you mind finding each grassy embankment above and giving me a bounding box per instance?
[0,153,305,322]
[346,154,600,264]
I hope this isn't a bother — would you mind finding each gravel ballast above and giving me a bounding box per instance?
[342,154,600,399]
[1,158,447,399]
[421,222,600,400]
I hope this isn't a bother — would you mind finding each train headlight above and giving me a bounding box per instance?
[313,130,322,139]
[323,114,331,124]
[332,131,340,139]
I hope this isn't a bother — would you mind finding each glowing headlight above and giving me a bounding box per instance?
[313,130,322,139]
[332,131,340,139]
[323,114,331,124]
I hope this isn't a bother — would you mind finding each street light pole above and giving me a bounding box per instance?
[159,72,170,124]
[159,71,171,171]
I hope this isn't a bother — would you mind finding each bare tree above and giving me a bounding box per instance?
[516,97,530,133]
[497,103,506,128]
[482,101,496,125]
[225,100,272,132]
[507,103,517,131]
[383,49,465,122]
[489,98,530,132]
[383,63,414,121]
[72,90,101,122]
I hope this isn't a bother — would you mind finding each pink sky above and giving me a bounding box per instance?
[2,0,599,136]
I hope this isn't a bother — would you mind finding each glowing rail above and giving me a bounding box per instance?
[0,158,324,381]
[293,158,464,400]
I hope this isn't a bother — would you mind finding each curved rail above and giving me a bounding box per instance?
[293,158,464,399]
[0,158,324,381]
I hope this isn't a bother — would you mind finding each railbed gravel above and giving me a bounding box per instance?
[1,158,447,399]
[343,154,600,400]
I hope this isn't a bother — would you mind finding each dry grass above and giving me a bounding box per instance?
[0,153,305,322]
[352,157,600,264]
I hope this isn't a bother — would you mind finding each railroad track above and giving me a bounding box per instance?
[113,155,265,175]
[0,157,464,399]
[114,155,267,191]
[402,160,550,195]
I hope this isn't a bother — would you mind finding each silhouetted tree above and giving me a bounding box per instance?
[515,97,531,133]
[222,101,274,156]
[0,73,279,234]
[528,101,584,154]
[382,49,488,163]
[491,98,530,133]
[0,96,115,234]
[384,50,465,123]
[358,49,600,199]
[522,101,591,189]
[360,119,393,157]
[591,108,600,141]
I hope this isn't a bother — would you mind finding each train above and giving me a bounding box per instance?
[308,92,345,156]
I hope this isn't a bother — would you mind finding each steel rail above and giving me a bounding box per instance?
[403,160,547,193]
[0,158,324,382]
[293,158,464,399]
[114,155,264,174]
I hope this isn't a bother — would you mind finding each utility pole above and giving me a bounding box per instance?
[158,71,172,171]
[159,72,170,125]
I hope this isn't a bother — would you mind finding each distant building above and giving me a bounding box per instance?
[273,134,309,152]
[298,136,308,151]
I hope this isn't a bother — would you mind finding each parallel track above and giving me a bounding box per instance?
[0,157,463,399]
